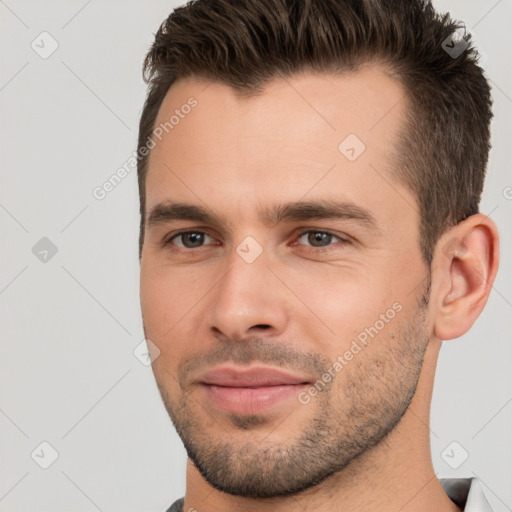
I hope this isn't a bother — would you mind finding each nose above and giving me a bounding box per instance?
[207,247,289,341]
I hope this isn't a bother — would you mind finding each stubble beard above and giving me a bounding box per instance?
[153,297,430,499]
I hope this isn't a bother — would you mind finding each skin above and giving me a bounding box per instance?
[139,66,499,512]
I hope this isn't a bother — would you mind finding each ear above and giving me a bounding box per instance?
[432,214,499,340]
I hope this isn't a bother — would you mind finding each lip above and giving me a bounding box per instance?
[199,365,312,415]
[200,365,312,387]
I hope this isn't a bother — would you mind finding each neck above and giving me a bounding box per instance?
[181,340,461,512]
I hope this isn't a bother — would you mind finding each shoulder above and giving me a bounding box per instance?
[164,497,184,512]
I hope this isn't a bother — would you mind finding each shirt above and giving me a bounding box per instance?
[165,477,493,512]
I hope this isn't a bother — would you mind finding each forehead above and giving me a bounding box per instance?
[145,66,415,229]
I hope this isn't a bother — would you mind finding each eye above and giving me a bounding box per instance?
[295,230,349,249]
[166,230,215,249]
[164,229,350,251]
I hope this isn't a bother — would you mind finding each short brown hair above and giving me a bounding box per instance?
[137,0,493,264]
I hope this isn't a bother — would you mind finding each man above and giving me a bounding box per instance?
[137,0,500,511]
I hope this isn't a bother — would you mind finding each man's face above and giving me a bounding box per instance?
[140,67,432,498]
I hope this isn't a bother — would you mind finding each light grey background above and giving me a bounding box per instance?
[0,1,510,511]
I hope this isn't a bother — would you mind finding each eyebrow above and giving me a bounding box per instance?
[146,199,379,231]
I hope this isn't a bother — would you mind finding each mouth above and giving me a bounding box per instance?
[198,365,312,415]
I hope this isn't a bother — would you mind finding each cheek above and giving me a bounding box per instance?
[140,267,166,333]
[140,268,194,393]
[286,263,391,323]
[283,260,414,361]
[140,263,214,347]
[140,266,182,340]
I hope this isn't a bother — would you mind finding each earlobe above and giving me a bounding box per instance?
[433,214,499,341]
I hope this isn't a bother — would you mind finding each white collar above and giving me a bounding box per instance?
[440,477,493,511]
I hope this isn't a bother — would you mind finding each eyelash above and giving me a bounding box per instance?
[164,229,351,251]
